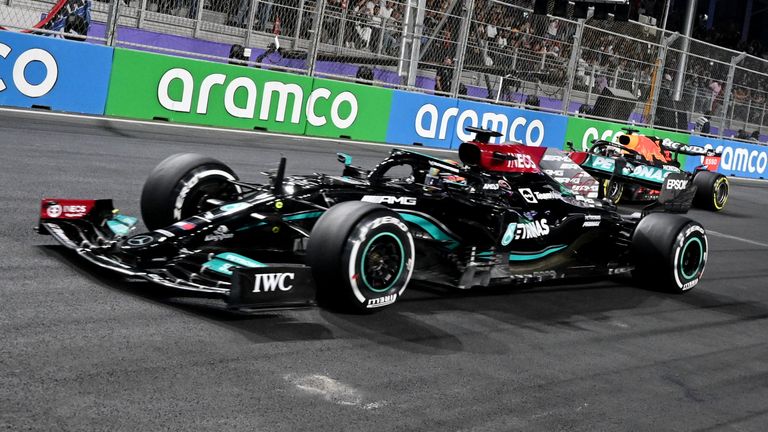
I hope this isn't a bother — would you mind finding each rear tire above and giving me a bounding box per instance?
[307,201,415,312]
[692,171,728,211]
[140,153,241,230]
[632,213,708,293]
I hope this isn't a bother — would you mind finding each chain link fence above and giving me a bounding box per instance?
[2,0,768,142]
[461,3,577,112]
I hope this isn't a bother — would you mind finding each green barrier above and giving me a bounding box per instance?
[105,49,394,141]
[564,117,691,151]
[107,49,312,134]
[303,77,392,141]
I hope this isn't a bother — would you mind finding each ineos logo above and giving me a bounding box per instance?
[0,43,58,97]
[127,235,154,246]
[252,273,294,293]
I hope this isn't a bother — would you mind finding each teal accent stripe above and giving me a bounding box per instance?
[215,252,266,268]
[508,245,567,261]
[582,154,679,185]
[203,259,235,276]
[283,211,324,221]
[398,212,460,249]
[679,237,703,280]
[236,210,324,232]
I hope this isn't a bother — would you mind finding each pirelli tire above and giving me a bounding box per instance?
[692,170,729,211]
[632,213,708,293]
[307,201,415,312]
[140,153,241,230]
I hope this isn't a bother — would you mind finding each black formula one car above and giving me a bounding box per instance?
[36,128,710,312]
[567,129,729,211]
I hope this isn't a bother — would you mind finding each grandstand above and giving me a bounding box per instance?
[2,0,768,143]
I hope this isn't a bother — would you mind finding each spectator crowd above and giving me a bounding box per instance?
[136,0,768,138]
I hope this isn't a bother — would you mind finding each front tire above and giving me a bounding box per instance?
[632,213,708,293]
[140,153,241,230]
[692,170,728,211]
[307,201,415,312]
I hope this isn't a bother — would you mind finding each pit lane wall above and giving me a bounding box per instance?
[1,32,766,180]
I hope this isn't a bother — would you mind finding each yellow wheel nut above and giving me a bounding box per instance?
[275,201,284,209]
[272,226,280,234]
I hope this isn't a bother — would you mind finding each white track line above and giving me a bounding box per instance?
[0,106,456,154]
[708,230,768,248]
[727,176,768,183]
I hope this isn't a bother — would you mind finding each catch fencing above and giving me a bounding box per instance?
[1,0,767,143]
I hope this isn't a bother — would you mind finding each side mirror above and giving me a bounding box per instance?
[337,153,352,166]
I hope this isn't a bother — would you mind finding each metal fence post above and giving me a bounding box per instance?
[720,52,746,137]
[406,0,425,88]
[137,0,148,29]
[244,0,258,47]
[376,17,387,55]
[648,32,679,126]
[336,8,347,51]
[561,18,584,114]
[451,0,473,97]
[397,0,412,84]
[193,0,205,38]
[746,99,752,129]
[293,0,306,49]
[105,0,121,46]
[586,64,595,106]
[307,0,326,76]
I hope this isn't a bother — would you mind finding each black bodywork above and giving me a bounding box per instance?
[38,138,665,310]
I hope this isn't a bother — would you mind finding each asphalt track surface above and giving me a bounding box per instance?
[2,108,768,432]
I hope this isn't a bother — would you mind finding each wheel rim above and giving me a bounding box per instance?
[361,232,405,293]
[680,237,704,280]
[604,181,622,203]
[714,179,728,208]
[185,178,239,216]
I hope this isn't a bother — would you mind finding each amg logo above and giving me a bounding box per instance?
[252,273,294,293]
[361,196,417,205]
[367,294,397,308]
[666,179,689,190]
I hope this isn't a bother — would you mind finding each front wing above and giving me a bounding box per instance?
[38,206,316,310]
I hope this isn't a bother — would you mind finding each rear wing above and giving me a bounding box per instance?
[660,140,720,157]
[660,140,721,171]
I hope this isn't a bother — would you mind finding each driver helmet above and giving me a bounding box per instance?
[424,160,466,187]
